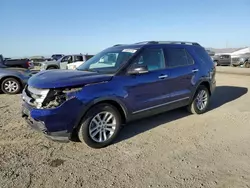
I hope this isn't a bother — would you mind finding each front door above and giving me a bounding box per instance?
[60,55,72,69]
[123,47,172,113]
[67,55,84,70]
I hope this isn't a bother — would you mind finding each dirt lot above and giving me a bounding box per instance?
[1,73,250,188]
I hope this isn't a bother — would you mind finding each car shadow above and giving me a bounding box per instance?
[209,86,248,110]
[115,86,248,144]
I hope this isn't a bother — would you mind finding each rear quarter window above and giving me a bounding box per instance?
[164,48,194,68]
[193,47,213,64]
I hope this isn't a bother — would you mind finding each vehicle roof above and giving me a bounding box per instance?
[109,41,203,50]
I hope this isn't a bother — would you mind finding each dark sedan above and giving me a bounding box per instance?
[0,64,33,94]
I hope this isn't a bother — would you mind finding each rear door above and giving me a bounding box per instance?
[164,47,197,102]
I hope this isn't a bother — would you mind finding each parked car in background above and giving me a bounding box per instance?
[30,56,53,66]
[0,54,3,62]
[206,49,215,57]
[231,53,250,68]
[0,54,34,69]
[40,54,94,70]
[22,41,216,148]
[0,64,33,94]
[212,54,231,66]
[51,54,64,61]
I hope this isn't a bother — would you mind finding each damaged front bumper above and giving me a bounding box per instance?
[21,97,83,143]
[22,108,70,142]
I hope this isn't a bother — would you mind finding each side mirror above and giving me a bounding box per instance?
[127,65,148,75]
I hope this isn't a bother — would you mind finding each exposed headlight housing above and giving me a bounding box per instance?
[42,87,83,109]
[23,86,83,109]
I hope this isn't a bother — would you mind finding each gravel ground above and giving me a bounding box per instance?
[1,73,250,188]
[216,66,250,76]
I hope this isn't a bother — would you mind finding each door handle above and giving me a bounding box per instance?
[192,69,199,73]
[158,75,168,79]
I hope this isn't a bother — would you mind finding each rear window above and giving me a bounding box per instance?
[165,48,194,67]
[75,55,83,62]
[193,47,213,64]
[85,55,94,60]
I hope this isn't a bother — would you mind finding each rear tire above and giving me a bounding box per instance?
[77,103,122,148]
[1,78,22,94]
[187,85,210,114]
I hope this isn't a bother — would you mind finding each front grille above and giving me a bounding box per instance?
[231,58,240,64]
[232,58,240,61]
[220,55,230,59]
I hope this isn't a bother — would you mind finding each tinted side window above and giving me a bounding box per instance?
[165,48,194,68]
[75,55,83,62]
[194,47,213,64]
[186,51,194,65]
[86,55,94,60]
[132,48,165,71]
[61,56,71,62]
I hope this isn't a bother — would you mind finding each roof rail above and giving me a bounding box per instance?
[135,41,158,45]
[113,44,126,47]
[135,41,200,46]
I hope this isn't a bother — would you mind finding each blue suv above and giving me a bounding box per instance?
[21,41,216,148]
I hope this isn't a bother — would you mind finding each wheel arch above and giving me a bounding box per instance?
[70,97,129,141]
[93,99,128,124]
[189,80,211,103]
[0,76,23,87]
[47,65,59,69]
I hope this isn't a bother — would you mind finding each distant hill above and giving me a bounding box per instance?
[206,48,244,54]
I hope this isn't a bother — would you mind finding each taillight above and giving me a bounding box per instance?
[27,61,32,67]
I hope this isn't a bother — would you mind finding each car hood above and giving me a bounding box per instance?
[28,70,113,89]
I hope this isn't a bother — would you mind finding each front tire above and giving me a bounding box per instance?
[78,103,122,148]
[187,85,210,114]
[1,78,21,94]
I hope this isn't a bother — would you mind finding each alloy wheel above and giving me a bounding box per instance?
[196,90,208,111]
[89,111,117,143]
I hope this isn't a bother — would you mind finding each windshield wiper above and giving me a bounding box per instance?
[77,68,100,73]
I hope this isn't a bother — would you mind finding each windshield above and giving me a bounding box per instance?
[77,48,137,74]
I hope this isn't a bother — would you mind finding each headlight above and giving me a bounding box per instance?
[42,87,83,109]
